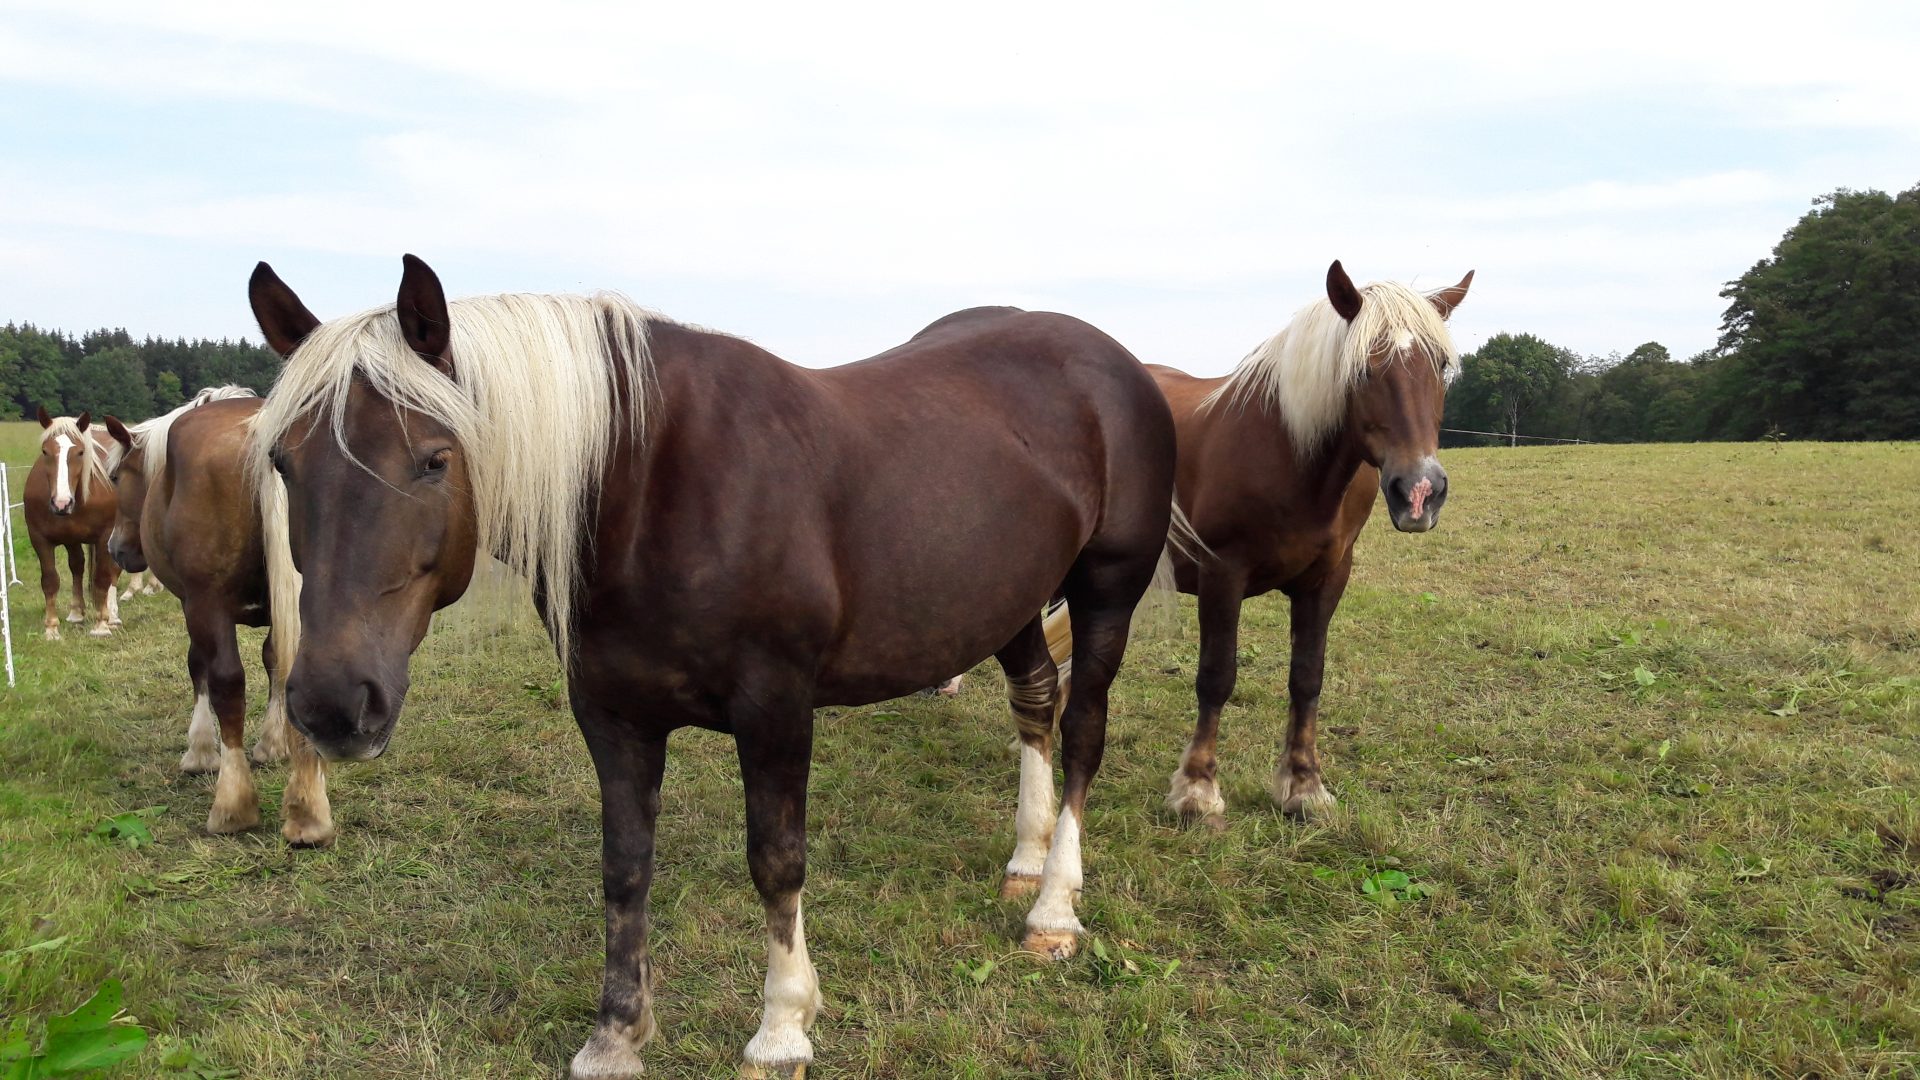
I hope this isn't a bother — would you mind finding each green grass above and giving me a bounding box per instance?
[4,441,1919,1078]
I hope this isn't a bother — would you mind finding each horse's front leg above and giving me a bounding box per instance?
[32,533,61,640]
[1270,561,1352,819]
[1167,564,1247,828]
[734,687,820,1080]
[570,723,669,1080]
[65,543,86,624]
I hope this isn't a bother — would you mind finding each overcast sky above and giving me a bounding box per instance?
[3,1,1916,373]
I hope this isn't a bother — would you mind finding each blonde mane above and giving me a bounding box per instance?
[106,385,258,480]
[42,415,110,503]
[1202,281,1460,455]
[249,292,658,659]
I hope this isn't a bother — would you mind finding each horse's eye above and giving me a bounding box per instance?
[422,449,452,476]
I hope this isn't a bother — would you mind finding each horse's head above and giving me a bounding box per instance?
[102,415,149,570]
[1327,261,1473,533]
[37,406,95,516]
[251,256,481,762]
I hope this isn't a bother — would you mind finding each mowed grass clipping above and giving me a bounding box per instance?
[3,440,1919,1079]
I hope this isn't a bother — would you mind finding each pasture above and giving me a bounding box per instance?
[2,432,1918,1078]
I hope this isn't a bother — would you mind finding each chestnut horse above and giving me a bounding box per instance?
[1163,261,1472,823]
[247,257,1176,1079]
[103,391,334,846]
[1044,261,1473,826]
[24,408,122,640]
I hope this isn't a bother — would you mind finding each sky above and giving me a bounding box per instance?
[2,0,1917,374]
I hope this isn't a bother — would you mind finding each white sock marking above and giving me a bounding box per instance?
[1025,807,1084,936]
[181,692,219,772]
[743,899,820,1068]
[1007,741,1055,878]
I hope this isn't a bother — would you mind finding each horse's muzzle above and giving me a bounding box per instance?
[108,538,147,573]
[1382,459,1448,533]
[286,672,401,762]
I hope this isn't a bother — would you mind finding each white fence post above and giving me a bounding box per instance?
[1,461,15,687]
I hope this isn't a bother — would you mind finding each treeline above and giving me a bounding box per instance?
[0,324,280,423]
[1447,184,1920,445]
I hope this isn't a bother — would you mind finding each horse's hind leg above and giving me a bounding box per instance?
[180,639,220,773]
[65,544,85,623]
[1023,548,1159,960]
[995,614,1059,900]
[252,630,292,764]
[32,533,61,640]
[193,608,259,833]
[88,541,116,636]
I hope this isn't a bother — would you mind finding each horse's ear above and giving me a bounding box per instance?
[1429,270,1475,319]
[397,253,453,374]
[37,404,52,428]
[105,415,133,450]
[1326,260,1363,322]
[250,262,321,358]
[74,411,91,432]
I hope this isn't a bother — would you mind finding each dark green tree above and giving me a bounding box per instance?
[1447,332,1574,443]
[1718,185,1920,440]
[62,345,154,419]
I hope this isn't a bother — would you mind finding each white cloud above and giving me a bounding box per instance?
[1,0,1915,369]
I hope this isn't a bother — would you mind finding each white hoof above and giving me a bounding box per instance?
[66,611,84,623]
[43,627,61,642]
[89,624,113,638]
[1271,771,1338,820]
[569,1008,655,1080]
[1166,768,1228,828]
[1021,927,1081,961]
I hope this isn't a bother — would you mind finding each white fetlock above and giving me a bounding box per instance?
[206,746,261,834]
[1271,770,1338,820]
[1166,767,1228,824]
[1022,806,1085,960]
[570,1030,648,1080]
[742,903,819,1078]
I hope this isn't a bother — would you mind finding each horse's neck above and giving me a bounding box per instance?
[1214,398,1366,516]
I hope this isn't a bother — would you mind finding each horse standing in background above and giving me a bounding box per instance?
[24,407,123,640]
[1162,261,1472,823]
[1044,261,1473,826]
[248,256,1175,1079]
[103,390,334,846]
[122,568,165,599]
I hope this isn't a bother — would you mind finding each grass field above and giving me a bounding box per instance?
[3,431,1919,1078]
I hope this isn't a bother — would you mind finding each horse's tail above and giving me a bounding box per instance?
[1043,498,1198,715]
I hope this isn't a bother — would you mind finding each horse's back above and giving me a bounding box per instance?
[908,305,1027,341]
[597,314,1173,707]
[152,397,266,606]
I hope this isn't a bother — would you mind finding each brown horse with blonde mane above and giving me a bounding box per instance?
[25,407,123,640]
[103,391,334,846]
[246,256,1177,1079]
[1044,261,1472,826]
